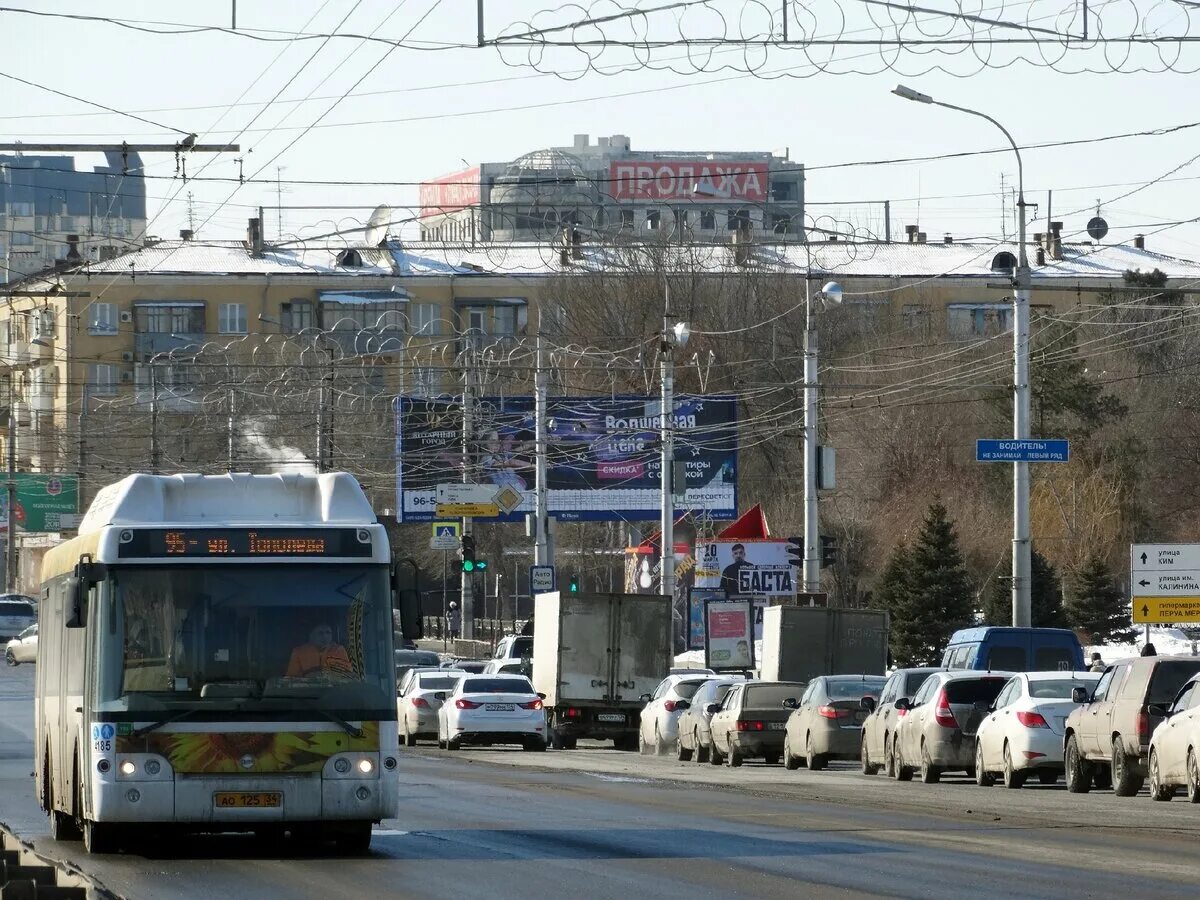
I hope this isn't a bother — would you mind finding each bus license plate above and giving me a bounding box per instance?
[214,792,282,809]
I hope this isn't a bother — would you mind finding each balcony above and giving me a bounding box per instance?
[135,332,205,358]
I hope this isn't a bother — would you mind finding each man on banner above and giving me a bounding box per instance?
[720,543,753,597]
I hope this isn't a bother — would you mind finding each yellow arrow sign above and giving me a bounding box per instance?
[436,502,499,518]
[1132,596,1200,623]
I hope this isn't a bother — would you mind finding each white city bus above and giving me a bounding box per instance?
[35,473,407,854]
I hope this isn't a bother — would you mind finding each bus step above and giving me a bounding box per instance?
[0,862,56,888]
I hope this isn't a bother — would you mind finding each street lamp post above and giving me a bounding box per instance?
[892,85,1032,627]
[660,285,689,600]
[803,278,843,594]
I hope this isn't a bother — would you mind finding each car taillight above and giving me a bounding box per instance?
[1138,709,1150,743]
[455,698,481,710]
[1016,710,1048,729]
[933,689,957,728]
[566,707,582,718]
[736,720,765,731]
[412,697,431,709]
[663,700,678,712]
[817,705,850,719]
[519,699,543,710]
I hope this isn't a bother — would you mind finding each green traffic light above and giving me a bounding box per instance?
[462,560,475,572]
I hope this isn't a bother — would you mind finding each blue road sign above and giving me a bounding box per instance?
[530,565,557,595]
[976,439,1070,463]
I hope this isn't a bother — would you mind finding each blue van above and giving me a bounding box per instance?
[940,627,1084,672]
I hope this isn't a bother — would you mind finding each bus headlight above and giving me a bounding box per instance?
[357,759,374,775]
[119,760,137,776]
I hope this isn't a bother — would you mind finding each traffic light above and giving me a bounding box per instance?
[568,574,580,593]
[475,558,489,572]
[786,536,803,569]
[459,534,476,573]
[820,535,837,569]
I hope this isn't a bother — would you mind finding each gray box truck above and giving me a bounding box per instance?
[760,605,890,682]
[532,591,672,750]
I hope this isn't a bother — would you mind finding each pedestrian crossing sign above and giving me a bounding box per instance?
[430,522,460,550]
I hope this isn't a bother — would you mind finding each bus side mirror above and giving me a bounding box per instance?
[392,558,424,643]
[65,575,86,629]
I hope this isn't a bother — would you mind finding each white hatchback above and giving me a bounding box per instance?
[437,674,547,751]
[974,671,1101,788]
[638,675,712,755]
[398,669,466,746]
[4,623,36,666]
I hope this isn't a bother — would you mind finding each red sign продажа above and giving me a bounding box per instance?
[608,160,769,202]
[419,167,481,218]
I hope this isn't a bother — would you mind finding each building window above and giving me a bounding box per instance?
[9,202,32,218]
[771,181,797,202]
[948,303,1012,336]
[674,209,688,231]
[700,210,716,230]
[494,306,517,336]
[89,363,117,395]
[218,303,247,334]
[467,308,487,335]
[281,300,313,333]
[12,233,33,247]
[89,302,118,336]
[645,210,661,231]
[728,208,751,231]
[771,214,793,235]
[60,217,76,232]
[137,304,204,334]
[620,209,635,230]
[412,303,440,336]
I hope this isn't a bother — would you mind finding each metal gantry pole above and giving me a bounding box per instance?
[461,350,475,640]
[1013,169,1033,628]
[6,376,16,593]
[660,297,675,601]
[802,270,821,593]
[534,334,552,567]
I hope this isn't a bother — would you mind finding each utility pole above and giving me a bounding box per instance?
[227,388,236,472]
[6,375,16,592]
[149,363,160,475]
[660,285,676,601]
[461,349,476,639]
[802,273,819,594]
[533,334,553,568]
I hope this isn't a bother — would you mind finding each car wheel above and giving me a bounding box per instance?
[783,735,799,770]
[677,734,693,762]
[919,742,941,784]
[403,724,418,748]
[1187,748,1200,803]
[1149,749,1174,801]
[726,746,743,768]
[897,739,912,782]
[974,741,995,787]
[1111,737,1144,797]
[1002,743,1026,790]
[709,741,724,766]
[1037,771,1058,786]
[807,733,828,771]
[861,735,880,776]
[654,725,670,757]
[4,648,15,667]
[638,727,651,756]
[1065,735,1092,794]
[695,731,710,764]
[884,734,896,779]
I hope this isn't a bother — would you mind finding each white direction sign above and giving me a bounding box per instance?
[530,565,556,595]
[1131,544,1200,596]
[437,483,500,505]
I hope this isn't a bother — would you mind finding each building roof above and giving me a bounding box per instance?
[31,237,1200,284]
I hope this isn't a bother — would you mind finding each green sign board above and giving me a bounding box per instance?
[0,474,79,533]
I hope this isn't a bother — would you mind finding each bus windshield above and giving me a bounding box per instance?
[94,565,393,718]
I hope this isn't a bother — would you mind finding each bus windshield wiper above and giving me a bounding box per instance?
[131,707,204,738]
[315,708,364,739]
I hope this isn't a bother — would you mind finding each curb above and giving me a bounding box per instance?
[0,823,118,900]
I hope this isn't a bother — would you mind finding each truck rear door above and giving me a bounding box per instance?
[557,596,613,703]
[611,596,670,703]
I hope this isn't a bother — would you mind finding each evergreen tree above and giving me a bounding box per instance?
[877,503,975,666]
[1064,553,1133,644]
[981,548,1066,628]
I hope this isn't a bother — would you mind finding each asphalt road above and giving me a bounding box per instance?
[2,663,1199,899]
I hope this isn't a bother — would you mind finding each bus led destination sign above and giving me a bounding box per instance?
[117,528,374,559]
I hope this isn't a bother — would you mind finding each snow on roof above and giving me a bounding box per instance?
[61,238,1200,283]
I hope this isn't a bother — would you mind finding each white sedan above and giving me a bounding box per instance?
[437,674,547,751]
[974,671,1101,788]
[638,674,711,755]
[398,669,465,746]
[4,623,36,666]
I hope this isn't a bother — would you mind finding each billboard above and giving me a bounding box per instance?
[396,394,738,522]
[704,597,755,672]
[608,160,769,202]
[418,166,481,218]
[695,539,796,597]
[0,473,79,532]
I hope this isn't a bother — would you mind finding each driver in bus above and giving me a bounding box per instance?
[286,623,353,678]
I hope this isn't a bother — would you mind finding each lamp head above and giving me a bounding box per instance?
[892,84,933,104]
[670,321,690,348]
[819,281,844,308]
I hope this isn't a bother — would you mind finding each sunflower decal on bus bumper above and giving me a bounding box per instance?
[115,722,380,774]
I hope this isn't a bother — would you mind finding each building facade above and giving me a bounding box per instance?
[0,152,148,282]
[418,133,806,244]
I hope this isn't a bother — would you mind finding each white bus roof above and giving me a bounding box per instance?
[78,473,378,533]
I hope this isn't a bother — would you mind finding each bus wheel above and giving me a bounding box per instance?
[51,810,81,842]
[334,822,373,855]
[82,819,121,854]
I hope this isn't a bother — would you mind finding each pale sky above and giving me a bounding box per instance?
[3,1,1200,258]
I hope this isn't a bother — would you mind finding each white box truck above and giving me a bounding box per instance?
[760,605,890,682]
[532,591,671,750]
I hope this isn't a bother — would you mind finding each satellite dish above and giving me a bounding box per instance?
[363,205,392,246]
[1087,216,1109,241]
